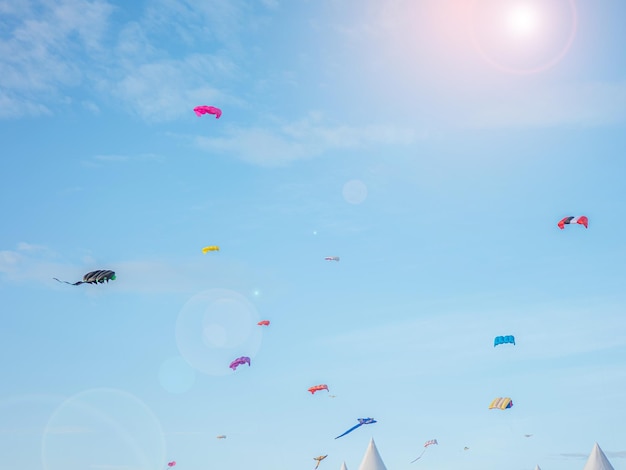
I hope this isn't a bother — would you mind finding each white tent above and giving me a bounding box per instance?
[534,466,542,470]
[358,438,388,470]
[340,462,348,470]
[582,443,615,470]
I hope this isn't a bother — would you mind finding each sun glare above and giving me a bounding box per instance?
[506,4,540,37]
[469,0,578,74]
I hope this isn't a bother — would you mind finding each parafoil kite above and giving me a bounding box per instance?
[463,447,470,451]
[202,246,220,253]
[308,384,329,394]
[494,335,515,347]
[167,462,176,468]
[524,434,533,438]
[489,397,513,410]
[194,105,222,119]
[335,418,377,439]
[54,270,116,285]
[216,435,227,439]
[558,216,588,229]
[257,320,270,326]
[314,455,328,469]
[229,356,251,370]
[411,439,438,463]
[324,256,340,262]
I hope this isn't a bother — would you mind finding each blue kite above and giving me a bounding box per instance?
[335,418,377,439]
[494,335,515,347]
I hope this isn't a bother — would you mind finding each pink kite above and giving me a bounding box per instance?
[194,105,222,119]
[167,462,176,467]
[230,356,251,370]
[258,320,270,326]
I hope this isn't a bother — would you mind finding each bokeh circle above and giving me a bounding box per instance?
[41,388,165,470]
[342,179,368,205]
[175,288,262,376]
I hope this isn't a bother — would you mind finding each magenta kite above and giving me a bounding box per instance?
[194,105,222,119]
[229,356,251,370]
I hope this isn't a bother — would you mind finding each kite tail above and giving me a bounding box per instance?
[411,449,427,463]
[53,278,83,285]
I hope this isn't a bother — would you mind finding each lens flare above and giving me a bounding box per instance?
[469,0,578,74]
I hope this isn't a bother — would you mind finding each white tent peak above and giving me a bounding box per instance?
[582,442,615,470]
[358,438,388,470]
[534,465,542,470]
[340,462,348,470]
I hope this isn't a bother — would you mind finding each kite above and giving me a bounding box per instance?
[257,320,270,326]
[202,246,220,253]
[216,435,227,439]
[308,384,329,394]
[524,434,533,438]
[328,395,337,398]
[463,447,470,451]
[314,455,328,469]
[411,439,438,463]
[494,335,515,347]
[335,418,376,439]
[194,105,222,119]
[557,216,588,229]
[324,256,340,261]
[229,356,251,370]
[167,462,176,468]
[54,270,116,285]
[489,397,513,410]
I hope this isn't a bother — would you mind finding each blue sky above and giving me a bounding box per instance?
[1,0,626,469]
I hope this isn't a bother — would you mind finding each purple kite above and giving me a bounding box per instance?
[335,418,377,439]
[194,105,222,119]
[229,356,251,370]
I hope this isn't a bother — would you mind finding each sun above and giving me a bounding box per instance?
[506,3,541,38]
[468,0,578,74]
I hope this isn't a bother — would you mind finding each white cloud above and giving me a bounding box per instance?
[0,244,264,295]
[84,153,163,166]
[468,81,626,129]
[0,0,113,118]
[82,100,101,114]
[261,0,279,9]
[45,425,93,434]
[317,300,626,373]
[0,0,244,120]
[0,91,51,118]
[16,242,48,252]
[195,114,418,166]
[109,55,233,122]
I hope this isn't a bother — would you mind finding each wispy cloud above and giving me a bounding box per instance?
[0,0,114,118]
[316,299,626,376]
[89,466,134,470]
[108,55,233,122]
[195,113,418,166]
[83,153,163,167]
[45,425,93,435]
[468,80,626,129]
[0,243,264,294]
[558,450,626,460]
[1,0,246,120]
